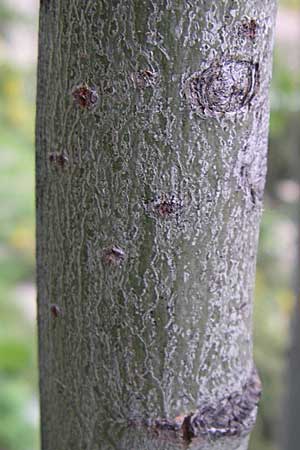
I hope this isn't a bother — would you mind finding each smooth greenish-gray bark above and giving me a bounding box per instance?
[36,1,277,449]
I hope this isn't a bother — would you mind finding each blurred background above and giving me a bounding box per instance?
[0,1,299,449]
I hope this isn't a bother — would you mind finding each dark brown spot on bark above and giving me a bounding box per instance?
[49,152,68,167]
[157,202,174,217]
[50,304,61,318]
[181,415,194,443]
[103,246,125,266]
[72,83,99,109]
[131,69,157,89]
[240,18,257,41]
[148,193,183,219]
[185,59,259,116]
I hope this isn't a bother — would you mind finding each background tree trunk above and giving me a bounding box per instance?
[283,300,300,450]
[36,1,277,449]
[282,111,300,450]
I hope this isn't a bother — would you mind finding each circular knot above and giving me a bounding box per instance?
[186,59,259,115]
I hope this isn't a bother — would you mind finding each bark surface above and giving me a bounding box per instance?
[36,1,277,449]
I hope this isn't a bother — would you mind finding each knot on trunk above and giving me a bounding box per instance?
[182,366,262,442]
[185,60,259,116]
[143,366,262,445]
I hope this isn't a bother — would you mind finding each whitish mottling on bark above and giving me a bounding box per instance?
[36,1,276,449]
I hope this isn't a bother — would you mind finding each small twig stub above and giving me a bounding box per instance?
[50,304,61,318]
[102,246,125,267]
[72,83,99,109]
[49,152,68,167]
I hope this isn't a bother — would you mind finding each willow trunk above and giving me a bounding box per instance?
[35,1,277,449]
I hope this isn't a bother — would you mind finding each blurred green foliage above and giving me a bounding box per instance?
[0,3,20,36]
[0,3,37,449]
[250,209,295,450]
[0,94,37,448]
[0,1,299,450]
[280,0,300,9]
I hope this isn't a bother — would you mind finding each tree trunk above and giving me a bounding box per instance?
[36,1,277,449]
